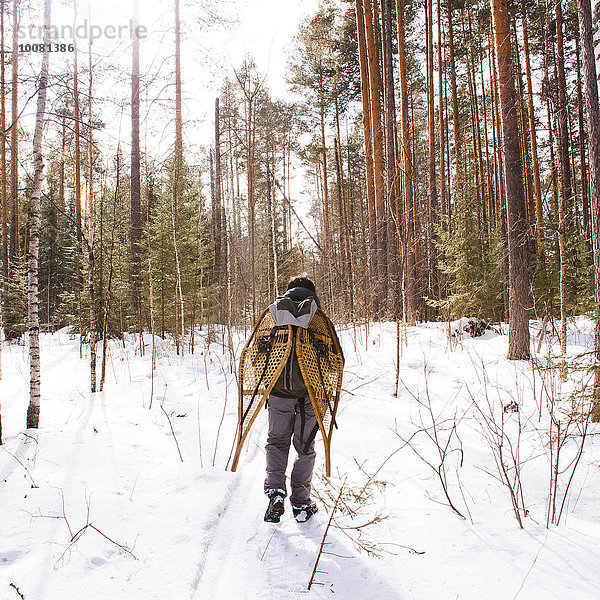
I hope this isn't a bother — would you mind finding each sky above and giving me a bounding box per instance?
[11,0,323,238]
[21,0,321,155]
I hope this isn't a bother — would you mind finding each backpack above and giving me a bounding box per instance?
[232,304,344,476]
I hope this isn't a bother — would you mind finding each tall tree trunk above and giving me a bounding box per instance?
[0,0,2,419]
[73,1,83,357]
[266,157,278,298]
[73,4,82,245]
[576,34,590,251]
[59,112,65,209]
[555,0,571,354]
[478,38,494,232]
[318,92,331,269]
[100,153,120,392]
[465,17,482,228]
[513,22,533,239]
[490,35,502,221]
[521,2,544,261]
[363,0,386,314]
[333,128,347,289]
[0,0,5,387]
[131,0,142,330]
[355,0,378,306]
[491,0,531,359]
[173,0,184,346]
[448,0,461,195]
[247,94,255,320]
[542,9,558,241]
[214,96,225,321]
[26,0,51,429]
[426,0,438,311]
[577,0,600,419]
[174,0,183,219]
[1,0,6,299]
[490,30,509,317]
[395,0,417,322]
[88,0,96,392]
[5,0,20,342]
[9,0,18,268]
[437,0,447,231]
[381,0,397,313]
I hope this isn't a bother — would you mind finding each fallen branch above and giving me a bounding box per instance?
[29,489,138,567]
[260,528,276,561]
[160,403,184,462]
[512,532,549,600]
[1,447,38,488]
[56,520,137,567]
[379,541,425,555]
[308,483,344,590]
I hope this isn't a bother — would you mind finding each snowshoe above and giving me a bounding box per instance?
[292,500,318,523]
[264,489,285,523]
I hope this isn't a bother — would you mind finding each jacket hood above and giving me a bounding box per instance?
[268,287,319,328]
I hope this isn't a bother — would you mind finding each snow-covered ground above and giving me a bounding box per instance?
[1,319,600,599]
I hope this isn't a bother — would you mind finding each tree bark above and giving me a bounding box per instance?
[0,0,5,390]
[9,0,18,269]
[88,0,96,392]
[577,0,600,418]
[73,4,82,245]
[318,87,331,268]
[437,0,447,230]
[266,156,278,298]
[1,0,6,297]
[174,0,183,219]
[395,0,417,322]
[214,96,226,321]
[355,0,378,307]
[131,0,142,330]
[363,0,386,313]
[100,154,120,392]
[173,0,184,347]
[26,0,51,429]
[426,0,439,311]
[513,23,533,239]
[491,0,531,359]
[521,2,544,260]
[575,35,590,251]
[448,0,461,193]
[381,0,397,313]
[555,0,570,354]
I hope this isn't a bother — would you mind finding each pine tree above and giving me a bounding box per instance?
[491,0,531,359]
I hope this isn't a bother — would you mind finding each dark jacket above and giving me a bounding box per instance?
[269,287,342,399]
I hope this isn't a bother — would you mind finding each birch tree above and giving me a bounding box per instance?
[26,0,51,429]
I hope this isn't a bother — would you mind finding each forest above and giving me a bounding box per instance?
[1,1,600,597]
[0,0,599,429]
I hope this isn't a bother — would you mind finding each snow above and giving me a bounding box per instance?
[1,320,600,599]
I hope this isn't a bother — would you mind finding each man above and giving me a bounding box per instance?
[263,275,342,523]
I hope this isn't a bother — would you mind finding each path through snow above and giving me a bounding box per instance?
[1,322,600,599]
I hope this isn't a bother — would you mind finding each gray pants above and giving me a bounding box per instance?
[264,395,317,505]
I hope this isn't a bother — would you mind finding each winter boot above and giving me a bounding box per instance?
[292,500,318,523]
[264,489,286,523]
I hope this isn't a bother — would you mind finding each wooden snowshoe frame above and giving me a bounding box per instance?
[231,308,343,476]
[296,309,344,476]
[231,309,292,472]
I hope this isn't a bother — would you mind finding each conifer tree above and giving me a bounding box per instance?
[491,0,531,359]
